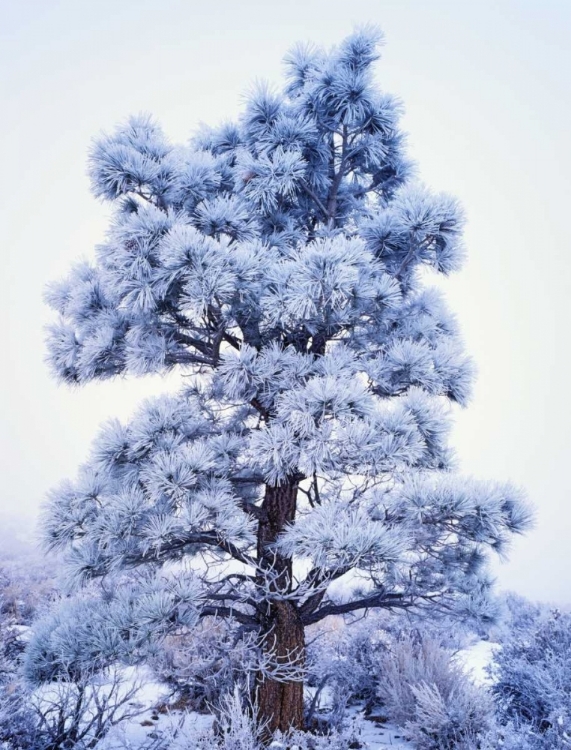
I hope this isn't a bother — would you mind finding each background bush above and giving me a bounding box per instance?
[491,607,571,748]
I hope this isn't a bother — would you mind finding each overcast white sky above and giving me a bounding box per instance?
[1,0,570,602]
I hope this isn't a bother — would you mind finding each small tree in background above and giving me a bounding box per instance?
[38,27,530,736]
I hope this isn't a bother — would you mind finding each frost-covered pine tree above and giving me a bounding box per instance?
[39,27,530,734]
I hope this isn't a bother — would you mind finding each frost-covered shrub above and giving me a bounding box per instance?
[496,592,543,638]
[491,608,571,748]
[215,689,264,750]
[0,618,26,675]
[478,721,567,750]
[377,634,493,749]
[1,662,144,750]
[405,680,493,750]
[29,666,144,750]
[305,611,479,729]
[1,551,145,750]
[488,723,536,750]
[150,618,257,711]
[0,679,37,750]
[305,614,391,723]
[145,689,260,750]
[148,693,367,750]
[0,589,37,749]
[281,715,367,749]
[377,634,456,725]
[0,557,57,626]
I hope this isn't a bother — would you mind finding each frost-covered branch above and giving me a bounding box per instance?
[303,591,410,625]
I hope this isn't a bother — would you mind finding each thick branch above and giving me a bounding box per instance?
[251,397,270,420]
[114,531,257,571]
[326,126,349,225]
[302,591,409,625]
[297,565,351,620]
[175,333,216,357]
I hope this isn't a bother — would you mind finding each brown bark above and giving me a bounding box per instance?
[256,600,305,737]
[255,481,306,737]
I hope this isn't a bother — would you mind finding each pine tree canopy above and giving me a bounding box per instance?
[35,27,530,727]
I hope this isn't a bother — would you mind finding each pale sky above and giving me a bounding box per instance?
[1,0,570,602]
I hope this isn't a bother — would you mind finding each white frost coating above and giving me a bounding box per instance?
[34,26,531,693]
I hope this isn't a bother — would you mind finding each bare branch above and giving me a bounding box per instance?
[199,605,258,626]
[299,179,329,219]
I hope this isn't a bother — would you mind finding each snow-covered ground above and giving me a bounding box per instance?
[96,679,416,750]
[92,640,497,749]
[92,670,415,749]
[349,713,414,749]
[107,710,413,750]
[102,695,414,750]
[457,639,498,686]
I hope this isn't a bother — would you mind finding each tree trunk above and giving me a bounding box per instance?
[257,600,305,736]
[255,481,305,737]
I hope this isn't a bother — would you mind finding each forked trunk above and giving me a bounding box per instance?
[255,481,305,737]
